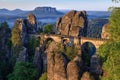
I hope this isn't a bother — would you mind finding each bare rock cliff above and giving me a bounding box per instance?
[26,13,37,33]
[56,10,88,37]
[101,23,110,39]
[46,42,68,80]
[67,61,80,80]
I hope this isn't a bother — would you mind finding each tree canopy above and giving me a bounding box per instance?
[108,8,120,41]
[8,62,37,80]
[43,24,53,33]
[98,8,120,80]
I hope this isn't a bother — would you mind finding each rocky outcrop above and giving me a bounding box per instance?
[67,61,80,80]
[56,10,88,37]
[101,23,110,39]
[33,47,43,78]
[15,19,27,45]
[46,41,68,80]
[26,13,37,33]
[90,54,102,75]
[14,14,37,45]
[81,72,94,80]
[16,47,27,62]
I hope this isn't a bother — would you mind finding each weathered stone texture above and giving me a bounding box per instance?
[56,10,88,37]
[33,47,43,78]
[46,42,68,80]
[16,47,27,62]
[101,23,110,39]
[67,61,80,80]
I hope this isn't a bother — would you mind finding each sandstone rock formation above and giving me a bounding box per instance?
[46,41,68,80]
[90,54,102,75]
[15,19,27,45]
[27,13,37,33]
[33,47,43,78]
[101,23,110,39]
[67,61,80,80]
[16,47,27,62]
[56,10,88,37]
[14,14,38,46]
[81,72,94,80]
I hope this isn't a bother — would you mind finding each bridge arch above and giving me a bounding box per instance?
[81,42,96,66]
[44,38,54,47]
[81,37,105,49]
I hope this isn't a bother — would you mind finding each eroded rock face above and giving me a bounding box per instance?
[15,19,27,45]
[81,72,94,80]
[56,10,88,37]
[33,47,43,78]
[101,23,110,39]
[90,54,102,75]
[67,61,80,80]
[46,42,68,80]
[14,14,38,45]
[27,13,36,25]
[16,47,27,62]
[27,13,37,33]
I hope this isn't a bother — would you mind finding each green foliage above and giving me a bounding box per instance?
[11,21,22,47]
[0,22,12,80]
[65,46,77,60]
[27,37,39,61]
[6,38,12,49]
[0,61,9,80]
[0,52,11,80]
[46,39,53,48]
[39,72,47,80]
[0,21,11,48]
[58,44,77,60]
[8,62,37,80]
[99,42,120,80]
[44,24,53,33]
[108,8,120,41]
[99,8,120,80]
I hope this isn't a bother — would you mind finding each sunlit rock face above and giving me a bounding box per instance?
[27,13,36,25]
[56,10,88,37]
[81,72,94,80]
[101,23,110,39]
[16,18,25,32]
[27,13,37,33]
[15,19,27,46]
[46,42,68,80]
[67,61,80,80]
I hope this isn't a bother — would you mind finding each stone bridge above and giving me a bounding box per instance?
[30,34,107,50]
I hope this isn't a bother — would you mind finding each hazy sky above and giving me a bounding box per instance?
[0,0,120,11]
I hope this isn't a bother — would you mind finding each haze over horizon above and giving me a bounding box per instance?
[0,0,120,11]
